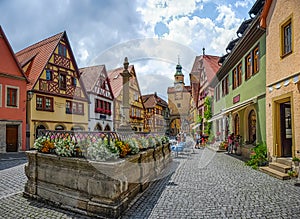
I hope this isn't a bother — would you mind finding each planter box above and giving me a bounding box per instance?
[24,144,171,218]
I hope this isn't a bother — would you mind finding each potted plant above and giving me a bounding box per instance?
[292,157,300,166]
[288,170,298,178]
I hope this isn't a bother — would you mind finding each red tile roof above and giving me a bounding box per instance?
[16,32,64,90]
[142,93,168,108]
[202,55,220,83]
[80,65,105,92]
[108,65,135,98]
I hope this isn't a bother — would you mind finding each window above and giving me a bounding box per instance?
[282,19,292,56]
[222,75,229,96]
[59,73,67,90]
[36,95,53,111]
[232,63,242,89]
[177,103,181,108]
[66,101,71,113]
[245,45,259,80]
[238,63,242,86]
[245,53,252,80]
[6,87,18,107]
[66,100,84,115]
[71,77,77,86]
[46,70,53,81]
[253,47,259,74]
[95,99,111,114]
[58,43,67,57]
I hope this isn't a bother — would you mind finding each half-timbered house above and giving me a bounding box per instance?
[80,65,114,131]
[108,65,145,132]
[16,31,89,148]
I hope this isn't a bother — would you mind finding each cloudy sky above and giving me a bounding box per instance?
[0,0,255,99]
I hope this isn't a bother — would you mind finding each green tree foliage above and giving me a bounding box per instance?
[203,97,212,136]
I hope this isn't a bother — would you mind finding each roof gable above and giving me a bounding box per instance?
[16,31,89,102]
[0,26,28,81]
[108,65,141,98]
[16,32,64,90]
[80,65,114,100]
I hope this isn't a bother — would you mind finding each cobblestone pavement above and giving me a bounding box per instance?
[1,149,300,218]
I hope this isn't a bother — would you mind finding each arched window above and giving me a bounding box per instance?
[36,125,46,138]
[104,125,111,131]
[248,110,256,143]
[234,114,240,136]
[55,125,65,130]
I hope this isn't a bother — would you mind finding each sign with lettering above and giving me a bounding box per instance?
[233,94,240,104]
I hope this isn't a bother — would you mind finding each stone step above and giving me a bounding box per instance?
[276,158,292,167]
[259,166,290,180]
[269,162,291,173]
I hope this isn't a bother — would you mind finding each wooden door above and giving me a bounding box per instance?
[280,102,292,157]
[6,125,18,152]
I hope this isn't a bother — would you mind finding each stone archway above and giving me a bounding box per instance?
[248,109,256,144]
[104,124,111,131]
[94,123,102,131]
[36,124,47,138]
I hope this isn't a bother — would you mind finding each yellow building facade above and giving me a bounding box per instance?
[16,32,89,147]
[262,0,300,158]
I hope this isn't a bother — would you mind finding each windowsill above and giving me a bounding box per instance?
[36,108,54,112]
[281,51,292,59]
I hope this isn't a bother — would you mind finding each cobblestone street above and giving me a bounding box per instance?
[1,149,300,218]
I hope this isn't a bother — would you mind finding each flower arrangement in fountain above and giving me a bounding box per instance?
[33,132,169,161]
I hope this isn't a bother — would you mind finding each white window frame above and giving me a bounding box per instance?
[5,85,19,108]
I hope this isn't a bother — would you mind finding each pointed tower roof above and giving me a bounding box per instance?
[174,55,183,76]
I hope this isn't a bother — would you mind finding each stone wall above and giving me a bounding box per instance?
[24,144,171,218]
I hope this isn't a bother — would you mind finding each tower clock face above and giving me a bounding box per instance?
[175,84,182,91]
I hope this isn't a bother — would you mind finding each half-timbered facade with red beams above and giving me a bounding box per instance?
[80,65,114,131]
[0,26,29,153]
[16,31,89,148]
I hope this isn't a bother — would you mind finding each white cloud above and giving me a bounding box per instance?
[215,4,241,29]
[235,0,255,8]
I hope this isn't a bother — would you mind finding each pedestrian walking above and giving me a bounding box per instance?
[228,133,234,154]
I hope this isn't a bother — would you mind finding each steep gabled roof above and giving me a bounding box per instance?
[15,31,90,102]
[80,64,114,100]
[16,32,64,90]
[80,65,105,91]
[0,25,28,82]
[202,55,220,83]
[108,65,137,98]
[142,93,168,108]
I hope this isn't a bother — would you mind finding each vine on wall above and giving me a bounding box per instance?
[203,96,212,136]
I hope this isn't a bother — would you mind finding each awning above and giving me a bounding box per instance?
[192,124,201,129]
[222,97,256,115]
[207,113,225,122]
[208,96,258,122]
